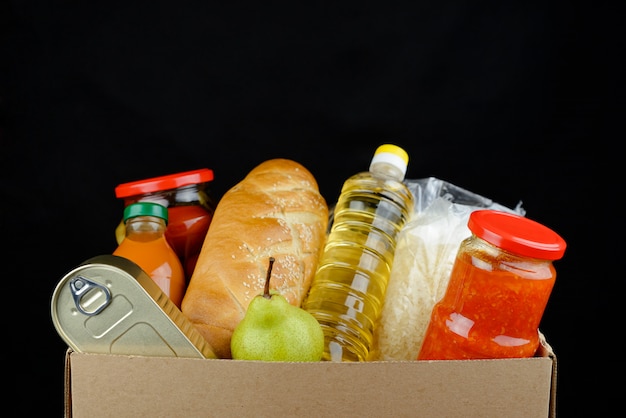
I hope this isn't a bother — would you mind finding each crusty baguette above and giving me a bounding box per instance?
[181,158,329,358]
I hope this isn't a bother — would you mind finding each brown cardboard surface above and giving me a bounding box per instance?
[65,337,556,418]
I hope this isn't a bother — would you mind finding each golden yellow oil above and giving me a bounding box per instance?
[304,173,413,362]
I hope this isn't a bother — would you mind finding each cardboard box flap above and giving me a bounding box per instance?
[537,331,558,417]
[64,348,73,418]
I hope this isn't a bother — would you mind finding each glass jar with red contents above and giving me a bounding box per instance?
[114,168,215,281]
[417,209,566,360]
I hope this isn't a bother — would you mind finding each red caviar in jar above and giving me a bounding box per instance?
[417,210,566,360]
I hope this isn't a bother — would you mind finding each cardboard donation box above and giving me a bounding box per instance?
[63,334,557,418]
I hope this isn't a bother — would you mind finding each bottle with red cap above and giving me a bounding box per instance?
[417,209,566,360]
[114,168,215,281]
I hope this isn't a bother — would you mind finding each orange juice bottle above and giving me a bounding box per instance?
[113,202,186,308]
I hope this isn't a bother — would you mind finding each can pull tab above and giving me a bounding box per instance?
[70,276,112,316]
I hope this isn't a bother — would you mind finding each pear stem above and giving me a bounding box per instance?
[263,257,275,299]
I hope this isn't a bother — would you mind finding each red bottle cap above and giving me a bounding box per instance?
[115,169,214,198]
[468,210,567,260]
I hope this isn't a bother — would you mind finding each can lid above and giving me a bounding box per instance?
[123,202,168,224]
[115,168,214,198]
[370,144,409,176]
[468,210,566,260]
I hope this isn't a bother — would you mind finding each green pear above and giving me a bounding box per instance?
[231,257,324,361]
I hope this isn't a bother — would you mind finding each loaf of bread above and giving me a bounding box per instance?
[181,158,329,358]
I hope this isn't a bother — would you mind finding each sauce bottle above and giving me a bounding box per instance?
[113,202,186,308]
[417,209,566,360]
[303,144,414,362]
[114,168,215,280]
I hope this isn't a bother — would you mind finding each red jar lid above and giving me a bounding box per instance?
[468,210,566,260]
[115,168,214,198]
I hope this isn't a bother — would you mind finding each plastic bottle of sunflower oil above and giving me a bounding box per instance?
[303,144,414,362]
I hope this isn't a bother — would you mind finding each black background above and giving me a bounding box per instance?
[1,2,621,416]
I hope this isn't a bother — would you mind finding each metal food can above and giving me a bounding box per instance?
[51,254,217,359]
